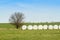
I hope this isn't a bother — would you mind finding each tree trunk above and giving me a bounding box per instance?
[16,25,19,29]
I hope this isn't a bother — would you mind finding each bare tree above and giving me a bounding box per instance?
[9,12,24,29]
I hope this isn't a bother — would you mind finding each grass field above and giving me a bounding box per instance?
[0,23,60,40]
[0,22,60,28]
[0,29,60,40]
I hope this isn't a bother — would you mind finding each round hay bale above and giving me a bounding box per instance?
[22,25,27,30]
[27,25,33,30]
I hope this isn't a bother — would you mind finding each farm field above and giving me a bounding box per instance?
[0,22,60,28]
[0,23,60,40]
[0,29,60,40]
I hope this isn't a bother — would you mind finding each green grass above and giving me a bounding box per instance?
[0,29,60,40]
[0,23,15,28]
[0,23,60,40]
[0,22,60,28]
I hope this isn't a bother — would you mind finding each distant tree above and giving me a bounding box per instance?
[9,12,24,29]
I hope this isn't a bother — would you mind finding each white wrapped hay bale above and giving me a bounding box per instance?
[38,25,43,30]
[43,25,48,29]
[48,25,53,29]
[33,25,38,30]
[59,25,60,29]
[27,25,33,30]
[22,25,27,30]
[53,25,58,29]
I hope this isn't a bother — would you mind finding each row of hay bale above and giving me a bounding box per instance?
[22,25,60,30]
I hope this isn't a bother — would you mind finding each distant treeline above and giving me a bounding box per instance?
[22,22,60,26]
[0,22,60,26]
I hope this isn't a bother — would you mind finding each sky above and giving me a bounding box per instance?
[0,0,60,23]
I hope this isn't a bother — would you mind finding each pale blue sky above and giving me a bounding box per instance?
[0,0,60,23]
